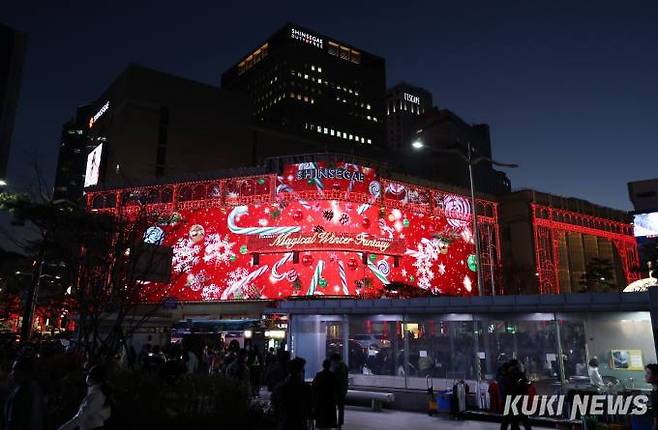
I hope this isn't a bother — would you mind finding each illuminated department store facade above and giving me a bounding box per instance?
[87,158,657,400]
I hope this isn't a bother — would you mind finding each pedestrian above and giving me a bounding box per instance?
[645,363,658,430]
[312,359,339,429]
[272,357,312,430]
[58,364,111,430]
[500,360,532,430]
[266,349,291,392]
[330,353,348,429]
[248,348,263,397]
[226,348,251,390]
[184,348,199,374]
[2,357,44,430]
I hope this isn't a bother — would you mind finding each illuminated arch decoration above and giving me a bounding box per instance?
[531,204,640,294]
[87,162,502,302]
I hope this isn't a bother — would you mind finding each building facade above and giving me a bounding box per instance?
[385,82,432,150]
[628,178,658,272]
[499,190,639,294]
[221,24,386,152]
[54,64,254,200]
[0,23,26,182]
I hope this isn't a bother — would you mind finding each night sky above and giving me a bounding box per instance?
[3,0,658,211]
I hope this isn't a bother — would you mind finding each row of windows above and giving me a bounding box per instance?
[290,92,315,104]
[305,122,372,144]
[327,41,361,64]
[255,93,286,114]
[238,43,269,75]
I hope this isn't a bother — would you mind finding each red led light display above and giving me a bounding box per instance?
[88,162,501,302]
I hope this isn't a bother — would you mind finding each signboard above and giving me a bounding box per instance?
[280,161,378,195]
[611,349,643,370]
[634,212,658,237]
[290,28,323,49]
[248,232,405,255]
[84,144,103,188]
[404,93,420,105]
[89,101,110,128]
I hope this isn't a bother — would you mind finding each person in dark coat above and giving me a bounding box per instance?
[272,358,312,430]
[2,357,44,430]
[312,360,339,429]
[266,349,290,392]
[330,353,349,429]
[501,360,532,430]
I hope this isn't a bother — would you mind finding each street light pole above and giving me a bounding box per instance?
[466,142,485,296]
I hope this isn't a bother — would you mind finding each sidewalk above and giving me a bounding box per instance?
[343,407,554,430]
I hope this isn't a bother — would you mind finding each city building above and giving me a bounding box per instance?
[54,64,254,200]
[385,82,432,150]
[221,23,386,153]
[628,178,658,271]
[0,22,26,183]
[499,190,639,294]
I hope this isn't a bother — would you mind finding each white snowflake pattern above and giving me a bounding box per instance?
[172,237,200,273]
[224,267,257,299]
[201,284,221,301]
[186,271,208,291]
[203,233,235,265]
[409,238,443,290]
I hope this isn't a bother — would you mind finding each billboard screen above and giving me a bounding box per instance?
[94,162,491,303]
[634,212,658,238]
[84,144,103,188]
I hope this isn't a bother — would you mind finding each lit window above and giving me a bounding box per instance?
[318,78,322,84]
[366,104,371,110]
[373,117,377,122]
[330,129,335,136]
[355,135,359,141]
[349,134,353,140]
[367,139,372,144]
[367,115,371,120]
[361,137,365,143]
[304,96,308,102]
[305,123,308,129]
[337,85,341,90]
[304,74,308,79]
[311,65,315,71]
[355,91,359,96]
[317,126,322,132]
[298,72,302,77]
[318,67,322,73]
[349,89,353,94]
[311,98,314,104]
[311,77,315,82]
[343,132,347,139]
[323,127,328,134]
[343,99,347,103]
[290,92,295,98]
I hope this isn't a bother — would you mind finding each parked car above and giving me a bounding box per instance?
[352,334,391,349]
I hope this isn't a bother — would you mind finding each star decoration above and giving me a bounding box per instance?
[438,263,446,275]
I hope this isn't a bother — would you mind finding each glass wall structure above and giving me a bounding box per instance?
[288,309,656,395]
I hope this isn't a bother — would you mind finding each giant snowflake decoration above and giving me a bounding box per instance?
[409,238,443,290]
[203,233,235,265]
[172,237,200,273]
[185,270,208,292]
[201,284,221,301]
[225,267,256,299]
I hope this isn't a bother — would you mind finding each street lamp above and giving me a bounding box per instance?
[412,137,518,296]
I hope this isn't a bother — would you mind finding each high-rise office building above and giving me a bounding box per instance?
[221,23,386,153]
[54,64,254,200]
[0,23,26,183]
[385,82,432,150]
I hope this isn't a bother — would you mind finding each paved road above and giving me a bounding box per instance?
[343,407,553,430]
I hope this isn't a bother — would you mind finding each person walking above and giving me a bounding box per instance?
[226,348,251,391]
[58,365,111,430]
[248,348,263,397]
[500,360,532,430]
[272,358,312,430]
[330,353,349,429]
[312,359,339,430]
[2,357,44,430]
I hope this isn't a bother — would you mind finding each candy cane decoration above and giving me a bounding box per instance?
[221,265,269,300]
[271,252,293,282]
[357,181,382,214]
[276,183,311,209]
[338,260,349,295]
[228,206,301,236]
[367,259,390,285]
[307,260,325,295]
[309,162,324,191]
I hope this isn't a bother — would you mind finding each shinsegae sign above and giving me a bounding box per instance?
[290,28,323,48]
[296,167,365,183]
[89,101,110,128]
[248,232,405,255]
